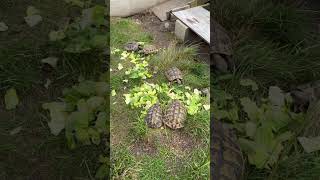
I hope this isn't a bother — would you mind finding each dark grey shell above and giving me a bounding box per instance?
[142,45,158,54]
[145,103,163,128]
[211,119,245,180]
[290,80,320,113]
[163,100,186,129]
[211,19,232,56]
[124,42,140,51]
[165,67,183,82]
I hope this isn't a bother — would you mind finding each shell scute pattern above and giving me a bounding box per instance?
[124,42,140,52]
[142,45,158,55]
[165,67,183,84]
[145,103,163,128]
[163,100,186,129]
[211,120,245,180]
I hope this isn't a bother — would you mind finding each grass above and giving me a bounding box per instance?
[149,43,198,72]
[110,18,153,48]
[0,0,108,179]
[212,0,317,45]
[232,38,320,90]
[185,110,210,143]
[110,145,140,179]
[110,18,210,179]
[212,1,320,179]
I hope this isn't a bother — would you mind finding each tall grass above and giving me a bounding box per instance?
[233,38,320,90]
[212,0,317,46]
[149,43,198,72]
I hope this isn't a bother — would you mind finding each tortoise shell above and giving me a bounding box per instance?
[165,67,183,84]
[211,19,232,56]
[145,103,163,128]
[290,80,320,113]
[211,119,245,180]
[142,45,158,55]
[163,100,186,129]
[124,42,140,52]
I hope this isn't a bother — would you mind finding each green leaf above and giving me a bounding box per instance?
[95,82,109,97]
[245,121,257,138]
[91,34,109,48]
[9,126,22,135]
[240,79,258,91]
[0,22,8,31]
[42,102,68,135]
[111,90,116,96]
[24,15,42,27]
[26,6,40,16]
[95,112,107,133]
[95,164,109,179]
[75,128,91,145]
[92,5,106,27]
[75,80,96,96]
[212,109,229,120]
[238,138,256,153]
[268,86,285,107]
[5,88,19,110]
[117,63,123,70]
[41,57,58,68]
[86,96,105,111]
[255,124,274,148]
[49,30,66,41]
[240,97,260,121]
[298,136,320,153]
[88,128,100,145]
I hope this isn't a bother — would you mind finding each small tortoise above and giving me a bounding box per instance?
[290,80,320,113]
[163,100,186,129]
[211,118,245,180]
[211,19,235,73]
[124,41,140,52]
[165,67,183,85]
[145,103,163,128]
[139,45,158,55]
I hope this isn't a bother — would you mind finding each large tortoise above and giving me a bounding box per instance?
[145,103,163,128]
[165,67,183,85]
[163,100,186,129]
[211,118,245,180]
[139,44,158,55]
[211,20,235,73]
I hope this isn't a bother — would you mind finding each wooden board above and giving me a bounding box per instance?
[151,0,192,21]
[173,6,210,43]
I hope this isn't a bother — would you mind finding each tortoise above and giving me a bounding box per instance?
[145,103,163,128]
[211,19,235,73]
[211,118,245,180]
[290,80,320,113]
[163,100,186,129]
[165,67,183,85]
[139,44,158,55]
[124,41,140,52]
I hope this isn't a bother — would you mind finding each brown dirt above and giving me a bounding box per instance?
[130,11,210,63]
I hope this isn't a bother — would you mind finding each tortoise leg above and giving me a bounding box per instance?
[177,79,181,84]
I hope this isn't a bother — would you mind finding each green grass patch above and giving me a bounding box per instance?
[149,44,198,72]
[110,19,153,48]
[178,148,210,179]
[111,145,140,179]
[233,39,320,90]
[185,110,210,143]
[139,156,172,179]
